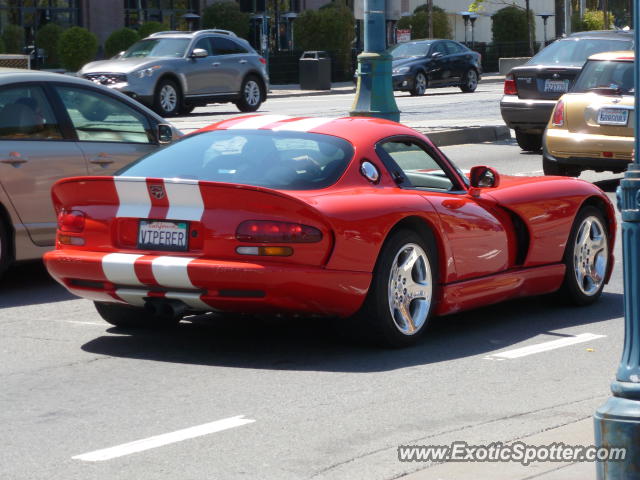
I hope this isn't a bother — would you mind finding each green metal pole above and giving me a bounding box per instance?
[593,3,640,478]
[349,0,400,122]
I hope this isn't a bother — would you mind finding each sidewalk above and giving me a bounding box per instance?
[399,418,597,480]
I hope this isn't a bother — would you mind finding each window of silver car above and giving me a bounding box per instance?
[212,37,248,55]
[0,85,62,140]
[379,141,454,191]
[193,37,214,56]
[56,86,153,144]
[122,38,190,58]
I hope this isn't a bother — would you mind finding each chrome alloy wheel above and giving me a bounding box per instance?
[387,243,432,335]
[414,73,427,95]
[573,215,608,296]
[466,70,478,90]
[244,80,261,106]
[160,84,177,112]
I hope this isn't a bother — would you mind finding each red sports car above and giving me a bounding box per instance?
[44,115,615,347]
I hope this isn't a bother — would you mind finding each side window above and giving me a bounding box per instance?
[56,86,153,144]
[0,85,62,140]
[193,37,214,56]
[431,43,448,57]
[446,42,463,54]
[212,37,248,55]
[378,140,454,191]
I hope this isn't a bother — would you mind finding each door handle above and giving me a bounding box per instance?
[212,62,220,67]
[90,153,115,167]
[0,151,28,166]
[238,59,247,64]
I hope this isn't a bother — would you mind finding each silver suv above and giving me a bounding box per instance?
[79,29,269,116]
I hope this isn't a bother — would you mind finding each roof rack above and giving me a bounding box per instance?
[148,29,237,38]
[195,29,237,37]
[148,31,187,37]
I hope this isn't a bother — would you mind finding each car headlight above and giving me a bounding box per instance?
[132,66,160,79]
[393,66,410,74]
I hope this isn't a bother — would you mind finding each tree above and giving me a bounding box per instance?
[2,24,24,54]
[492,5,535,44]
[139,21,168,39]
[397,5,452,39]
[572,9,614,31]
[36,23,64,67]
[104,28,139,58]
[202,2,250,39]
[57,26,98,72]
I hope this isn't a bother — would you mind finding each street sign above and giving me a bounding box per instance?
[397,29,411,43]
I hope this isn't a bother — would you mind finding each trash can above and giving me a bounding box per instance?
[299,51,331,90]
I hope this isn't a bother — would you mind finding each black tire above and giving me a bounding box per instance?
[356,229,438,348]
[558,206,609,306]
[543,155,568,176]
[0,218,11,278]
[179,104,196,115]
[515,130,542,152]
[94,301,178,328]
[235,75,264,112]
[459,69,478,93]
[153,78,181,117]
[410,72,428,96]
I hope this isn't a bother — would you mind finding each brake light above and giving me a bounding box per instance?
[57,210,86,233]
[504,74,517,95]
[236,220,322,243]
[259,57,267,65]
[552,99,565,127]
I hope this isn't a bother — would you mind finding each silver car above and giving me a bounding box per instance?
[0,69,181,277]
[79,29,270,117]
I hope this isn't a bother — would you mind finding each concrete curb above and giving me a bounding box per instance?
[419,125,511,147]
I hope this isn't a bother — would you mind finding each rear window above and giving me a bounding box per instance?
[572,59,634,94]
[527,38,632,67]
[119,130,354,190]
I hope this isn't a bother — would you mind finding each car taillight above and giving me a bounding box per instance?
[552,99,565,127]
[504,74,517,95]
[236,220,322,243]
[259,57,267,65]
[57,209,86,233]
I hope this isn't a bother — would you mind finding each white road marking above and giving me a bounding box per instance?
[65,321,106,326]
[114,177,151,218]
[513,170,544,177]
[151,256,196,289]
[164,179,204,221]
[73,415,255,462]
[484,333,606,360]
[102,253,144,286]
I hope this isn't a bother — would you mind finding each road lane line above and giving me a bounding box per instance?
[65,320,105,326]
[484,333,606,360]
[72,415,255,462]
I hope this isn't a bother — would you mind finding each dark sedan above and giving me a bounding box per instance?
[386,39,482,96]
[500,30,633,152]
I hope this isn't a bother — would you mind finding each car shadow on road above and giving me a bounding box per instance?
[0,261,74,308]
[81,291,623,373]
[593,177,622,193]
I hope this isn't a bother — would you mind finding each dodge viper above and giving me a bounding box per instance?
[44,115,615,347]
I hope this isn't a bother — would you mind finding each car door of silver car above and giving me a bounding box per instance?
[210,37,251,94]
[182,37,224,95]
[0,84,87,246]
[54,85,158,175]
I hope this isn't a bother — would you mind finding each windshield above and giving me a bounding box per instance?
[572,59,635,94]
[388,42,432,59]
[119,130,354,191]
[527,38,632,67]
[122,38,190,58]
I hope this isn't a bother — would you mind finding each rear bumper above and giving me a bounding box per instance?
[500,95,557,133]
[44,250,371,317]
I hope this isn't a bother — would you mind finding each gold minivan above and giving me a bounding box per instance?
[543,51,634,176]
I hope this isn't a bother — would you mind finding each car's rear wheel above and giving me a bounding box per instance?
[94,301,179,328]
[410,72,428,96]
[559,206,609,306]
[357,229,437,348]
[235,75,264,112]
[459,69,478,93]
[154,78,181,117]
[0,218,10,278]
[515,130,542,151]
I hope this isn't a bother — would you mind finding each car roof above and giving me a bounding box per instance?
[148,29,237,39]
[568,29,633,40]
[588,50,634,61]
[0,68,99,86]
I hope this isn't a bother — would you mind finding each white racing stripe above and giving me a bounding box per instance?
[73,415,255,462]
[151,256,196,289]
[227,114,290,130]
[114,177,151,218]
[165,291,212,311]
[272,116,335,132]
[114,288,149,307]
[164,180,204,221]
[484,333,606,360]
[102,253,144,286]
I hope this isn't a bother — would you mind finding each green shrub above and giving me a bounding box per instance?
[572,9,613,31]
[492,5,535,43]
[202,2,250,39]
[139,21,168,39]
[397,5,452,39]
[104,27,139,58]
[2,24,24,54]
[36,23,64,67]
[57,26,98,72]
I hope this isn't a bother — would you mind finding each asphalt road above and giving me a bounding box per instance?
[0,121,625,479]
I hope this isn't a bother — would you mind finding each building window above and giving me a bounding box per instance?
[124,0,200,30]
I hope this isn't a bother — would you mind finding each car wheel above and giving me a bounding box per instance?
[0,219,10,278]
[559,206,609,306]
[459,69,478,93]
[235,75,264,112]
[94,301,178,328]
[357,229,437,348]
[515,130,542,151]
[410,72,428,96]
[154,78,181,117]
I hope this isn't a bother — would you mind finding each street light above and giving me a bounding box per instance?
[469,14,478,48]
[536,13,554,46]
[349,0,400,122]
[181,12,200,32]
[593,1,640,478]
[458,11,472,44]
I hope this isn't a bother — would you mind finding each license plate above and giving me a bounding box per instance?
[138,220,189,251]
[544,79,569,93]
[597,108,629,126]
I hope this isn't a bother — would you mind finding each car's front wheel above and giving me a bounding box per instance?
[94,301,178,328]
[459,69,478,93]
[153,78,181,117]
[515,130,542,151]
[235,75,264,112]
[357,229,437,348]
[410,72,428,96]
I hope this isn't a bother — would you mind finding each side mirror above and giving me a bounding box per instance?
[190,48,208,58]
[157,124,173,144]
[469,165,500,191]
